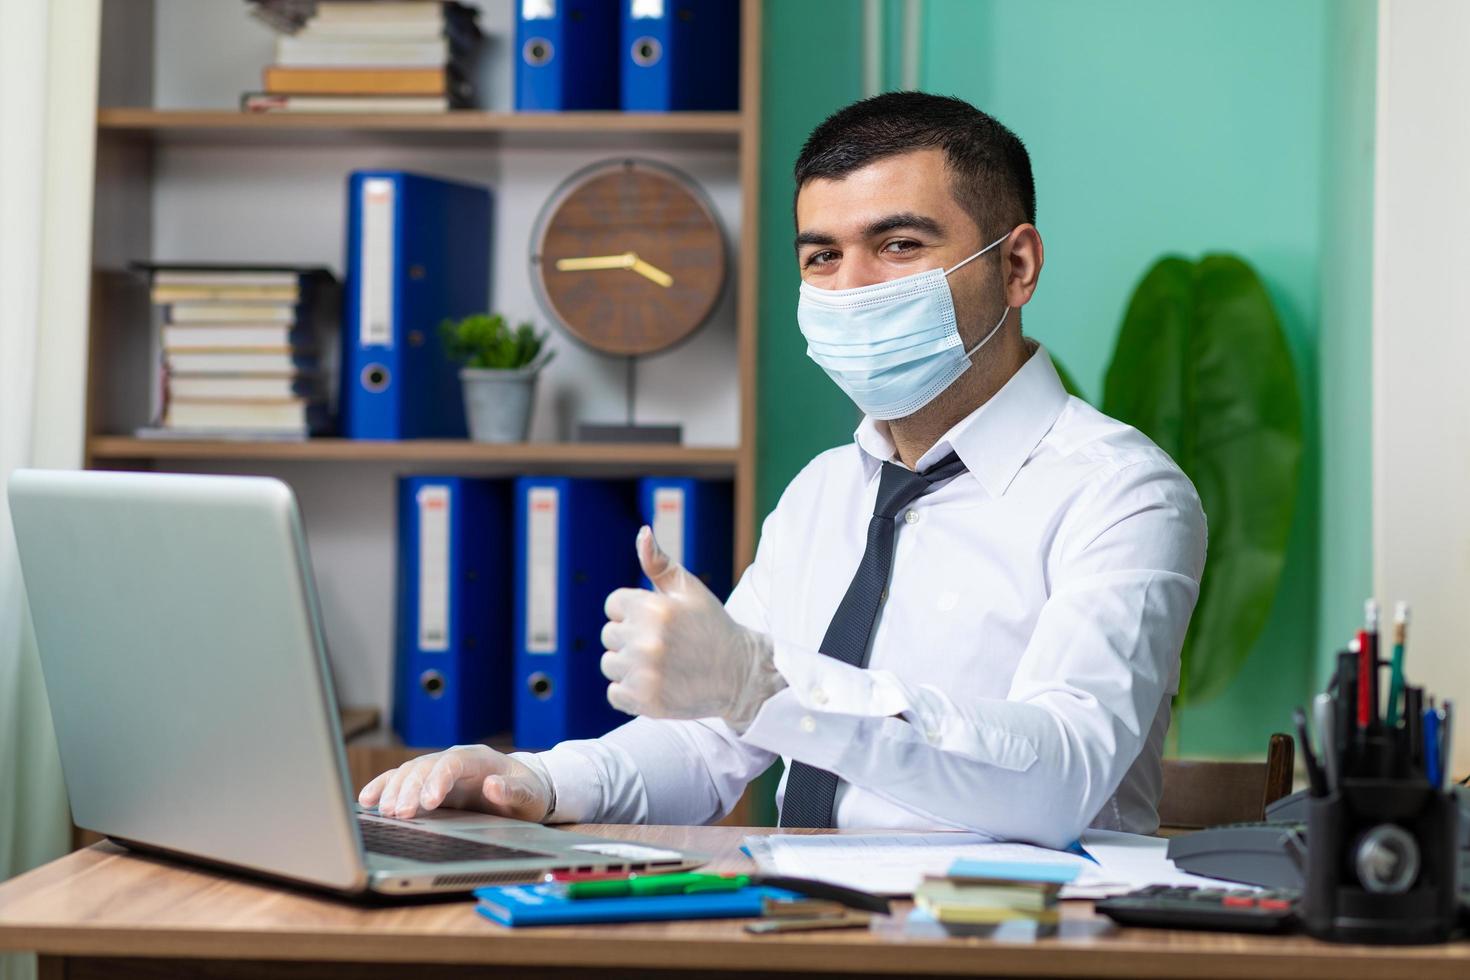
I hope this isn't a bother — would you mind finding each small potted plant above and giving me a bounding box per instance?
[441,313,554,443]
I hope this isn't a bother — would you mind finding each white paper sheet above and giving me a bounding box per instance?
[742,829,1255,899]
[742,832,1096,896]
[1067,829,1257,899]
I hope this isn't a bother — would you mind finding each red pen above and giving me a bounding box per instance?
[544,869,637,884]
[1365,598,1381,731]
[1355,631,1370,730]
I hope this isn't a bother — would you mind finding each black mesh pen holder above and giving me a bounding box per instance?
[1304,777,1459,944]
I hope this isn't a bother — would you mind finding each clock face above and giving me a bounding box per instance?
[531,159,727,357]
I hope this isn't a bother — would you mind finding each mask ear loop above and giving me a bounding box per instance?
[943,230,1012,276]
[964,305,1010,360]
[948,229,1014,360]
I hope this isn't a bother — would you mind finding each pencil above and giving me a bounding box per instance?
[1387,602,1409,726]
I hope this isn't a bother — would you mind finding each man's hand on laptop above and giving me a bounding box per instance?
[358,745,554,822]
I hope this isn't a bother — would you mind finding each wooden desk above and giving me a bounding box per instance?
[1,825,1467,980]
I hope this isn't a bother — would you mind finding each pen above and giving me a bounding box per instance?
[1353,633,1369,732]
[566,873,748,899]
[1442,699,1455,789]
[1314,692,1338,792]
[545,868,649,883]
[1336,647,1359,773]
[1387,602,1409,726]
[1295,706,1327,796]
[1366,600,1381,729]
[1406,686,1424,772]
[564,873,892,913]
[1424,698,1442,789]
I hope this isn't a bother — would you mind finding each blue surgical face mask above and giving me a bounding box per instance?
[797,232,1011,420]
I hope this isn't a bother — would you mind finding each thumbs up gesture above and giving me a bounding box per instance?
[600,526,784,732]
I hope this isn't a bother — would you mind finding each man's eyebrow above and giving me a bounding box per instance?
[795,229,837,249]
[864,212,945,238]
[794,212,946,250]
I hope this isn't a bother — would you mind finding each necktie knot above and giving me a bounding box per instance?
[873,451,967,519]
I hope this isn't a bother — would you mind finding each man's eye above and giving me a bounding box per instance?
[883,239,920,255]
[805,250,838,269]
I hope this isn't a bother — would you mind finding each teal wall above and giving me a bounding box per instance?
[1316,3,1378,696]
[755,0,865,520]
[755,0,1377,757]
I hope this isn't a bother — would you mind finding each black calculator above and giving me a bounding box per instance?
[1095,884,1300,934]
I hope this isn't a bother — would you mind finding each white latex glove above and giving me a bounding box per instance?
[600,525,785,732]
[358,745,555,822]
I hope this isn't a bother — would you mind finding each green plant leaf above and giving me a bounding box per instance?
[1101,254,1302,705]
[440,313,547,370]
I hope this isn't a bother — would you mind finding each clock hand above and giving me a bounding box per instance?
[555,252,636,272]
[629,256,674,288]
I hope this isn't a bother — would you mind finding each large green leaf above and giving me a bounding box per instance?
[1101,255,1302,705]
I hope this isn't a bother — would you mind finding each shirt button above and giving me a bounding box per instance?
[904,510,920,525]
[879,588,888,602]
[810,686,829,706]
[799,715,817,734]
[925,729,940,743]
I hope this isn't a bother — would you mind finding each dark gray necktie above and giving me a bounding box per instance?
[778,451,969,829]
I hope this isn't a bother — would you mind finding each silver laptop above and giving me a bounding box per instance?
[7,468,700,897]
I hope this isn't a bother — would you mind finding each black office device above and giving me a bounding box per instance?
[1169,787,1470,893]
[1096,885,1299,934]
[1165,821,1307,890]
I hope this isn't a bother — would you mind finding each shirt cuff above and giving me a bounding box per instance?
[523,744,603,824]
[739,686,869,772]
[768,639,914,717]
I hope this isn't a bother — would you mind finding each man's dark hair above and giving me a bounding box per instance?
[794,92,1036,239]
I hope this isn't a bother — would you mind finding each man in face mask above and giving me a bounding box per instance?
[360,93,1207,847]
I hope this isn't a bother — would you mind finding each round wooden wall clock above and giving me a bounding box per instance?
[530,159,727,357]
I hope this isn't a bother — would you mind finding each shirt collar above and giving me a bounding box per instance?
[852,343,1071,497]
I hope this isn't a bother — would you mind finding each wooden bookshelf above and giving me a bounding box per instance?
[87,435,740,474]
[88,0,765,825]
[98,108,744,133]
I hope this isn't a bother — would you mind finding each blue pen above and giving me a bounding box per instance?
[1424,699,1442,788]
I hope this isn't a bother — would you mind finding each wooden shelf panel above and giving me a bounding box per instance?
[96,108,744,147]
[88,435,739,473]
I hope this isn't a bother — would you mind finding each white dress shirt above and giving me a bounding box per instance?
[529,344,1207,847]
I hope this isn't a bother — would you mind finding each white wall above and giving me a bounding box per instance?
[94,0,743,719]
[1372,0,1470,773]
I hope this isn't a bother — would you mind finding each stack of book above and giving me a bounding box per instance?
[912,860,1077,927]
[134,264,338,440]
[244,1,482,114]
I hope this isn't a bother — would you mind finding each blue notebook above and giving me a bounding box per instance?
[637,477,733,600]
[393,476,513,748]
[620,0,739,112]
[512,477,640,750]
[341,170,491,440]
[474,884,801,927]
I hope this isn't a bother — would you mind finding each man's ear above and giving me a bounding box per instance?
[1004,224,1044,309]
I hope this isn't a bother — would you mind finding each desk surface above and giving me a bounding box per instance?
[1,824,1467,979]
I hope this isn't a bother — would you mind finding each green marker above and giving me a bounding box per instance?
[566,872,749,899]
[1387,601,1409,726]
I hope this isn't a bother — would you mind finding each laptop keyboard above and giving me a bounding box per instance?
[358,817,553,864]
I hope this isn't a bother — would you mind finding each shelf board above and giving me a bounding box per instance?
[96,108,745,147]
[88,435,739,473]
[338,706,381,743]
